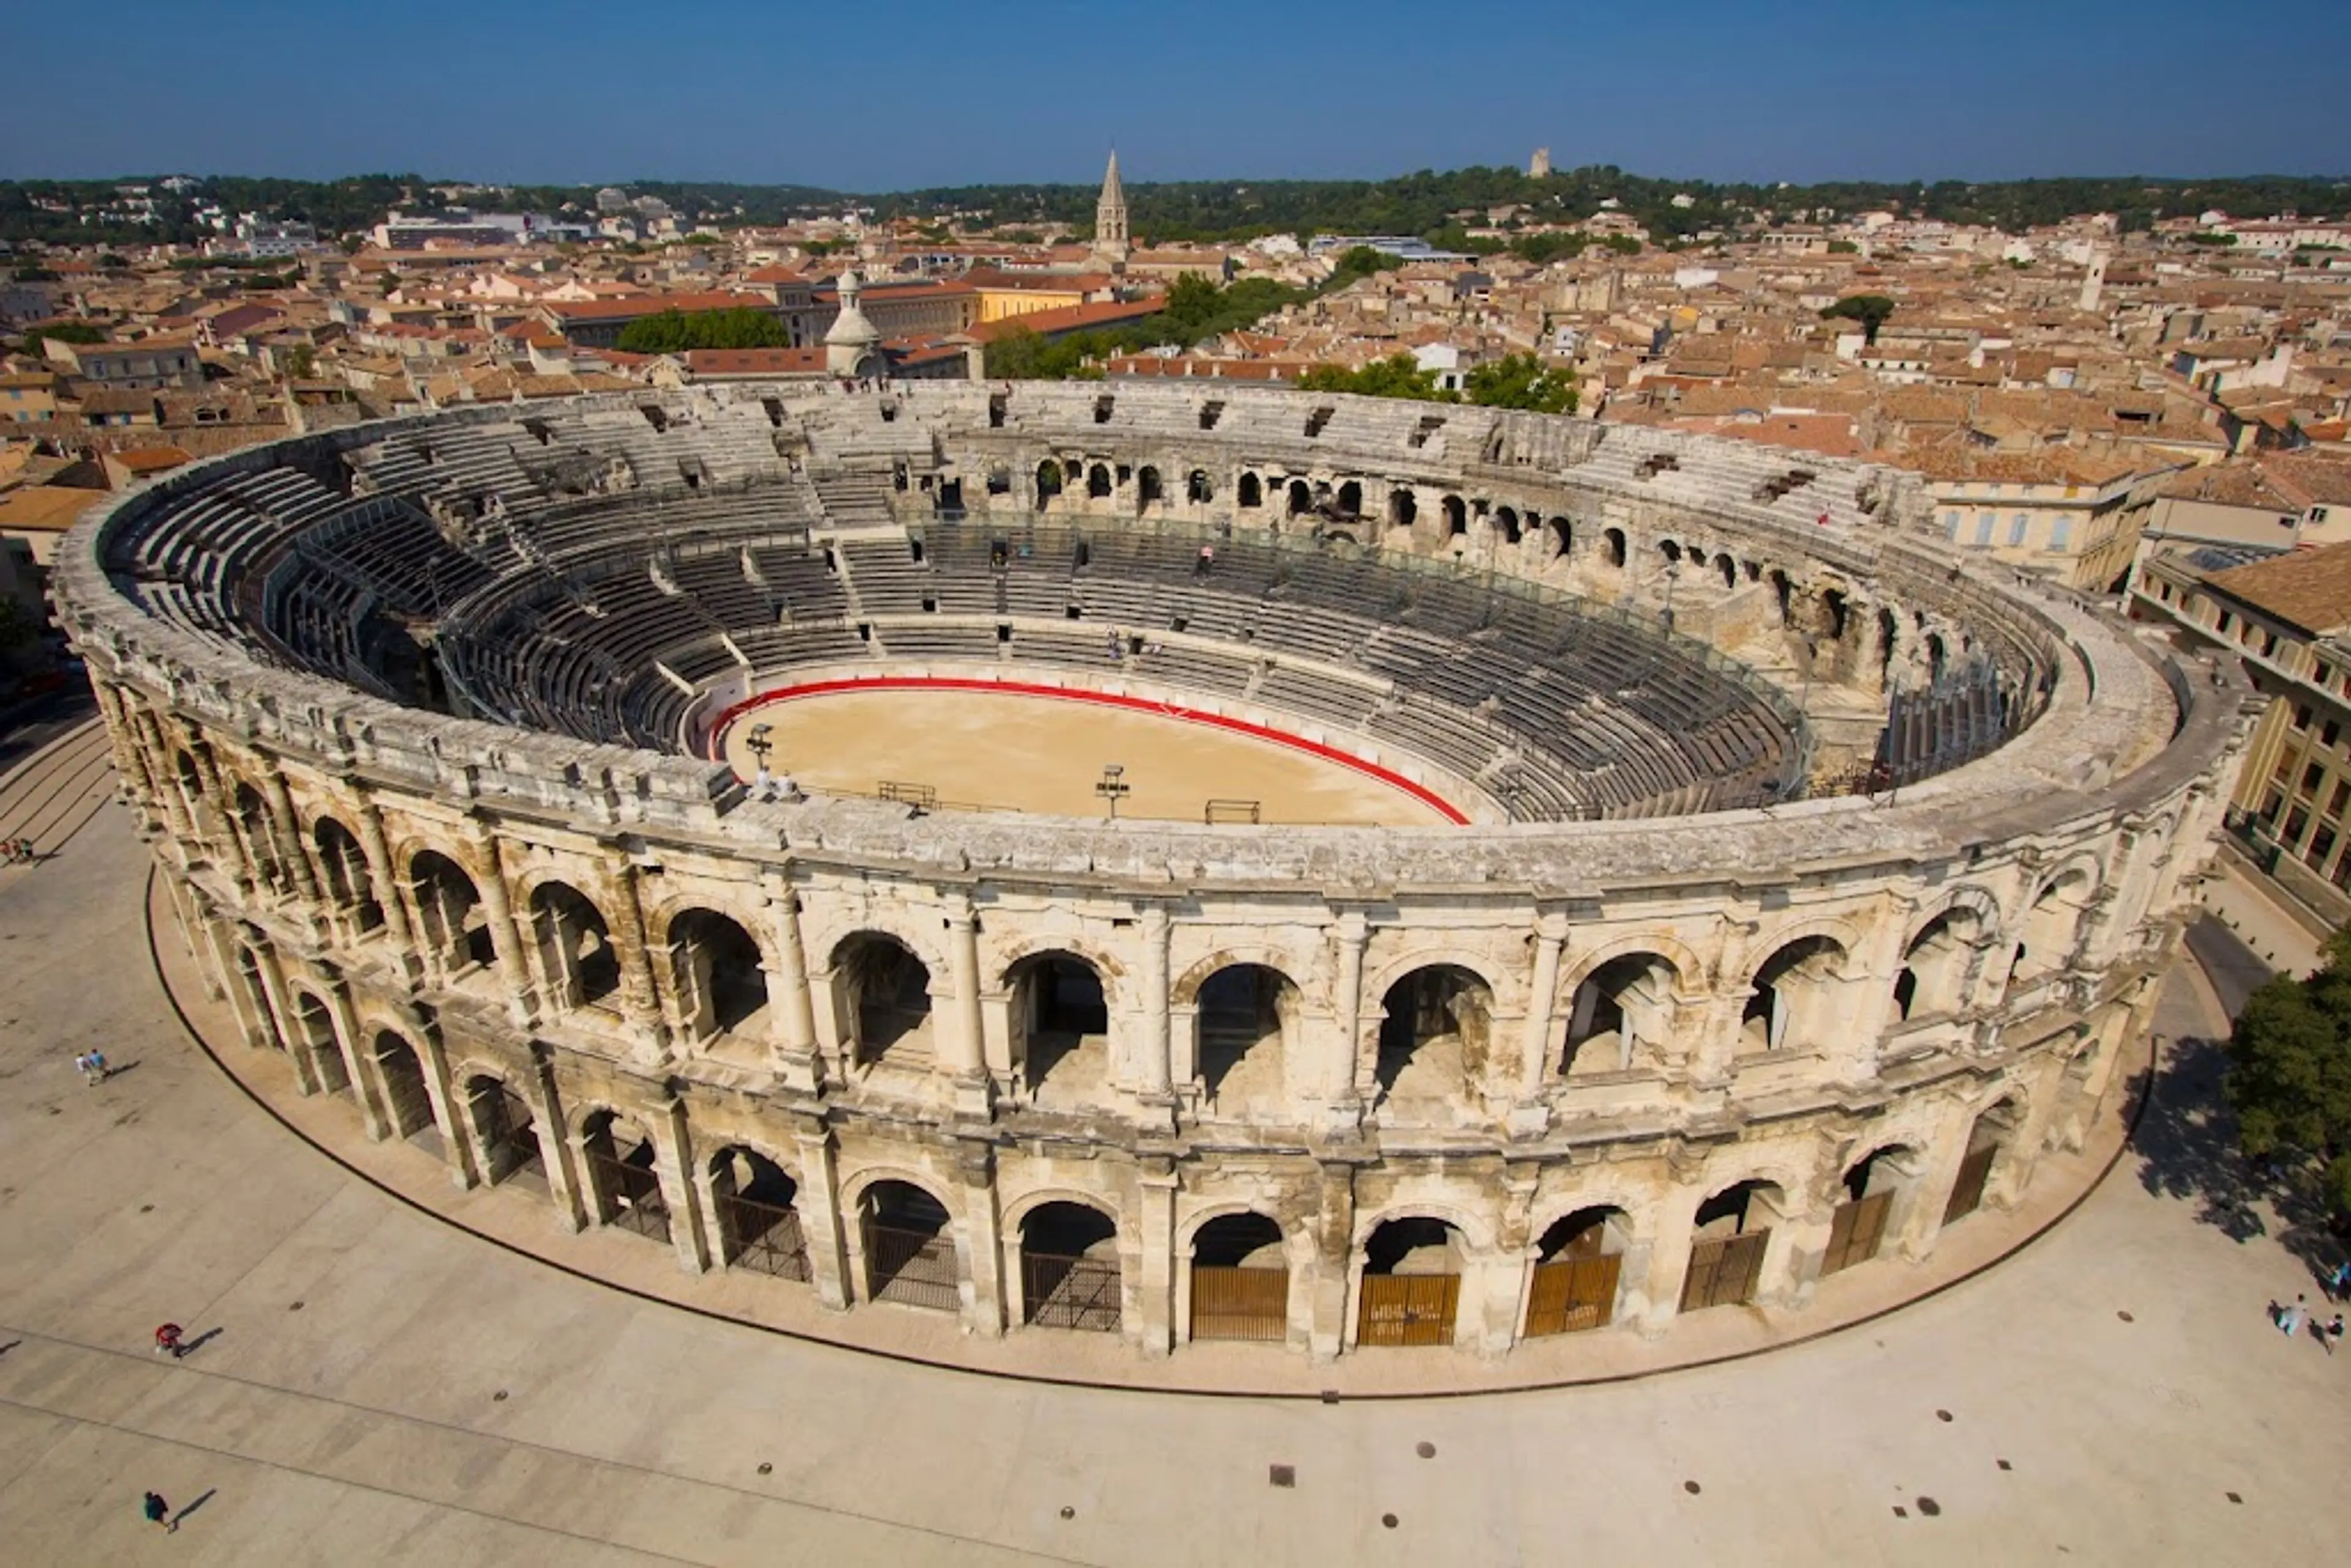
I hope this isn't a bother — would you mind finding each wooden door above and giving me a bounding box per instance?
[1821,1191,1892,1276]
[1357,1273,1460,1346]
[1524,1253,1622,1337]
[1680,1229,1768,1312]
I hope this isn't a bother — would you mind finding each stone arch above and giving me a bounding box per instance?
[372,1027,440,1142]
[1546,516,1572,558]
[1356,1214,1469,1348]
[1822,1142,1921,1275]
[1561,950,1681,1075]
[1237,471,1262,508]
[287,985,352,1096]
[708,1142,810,1279]
[1336,479,1363,517]
[1374,962,1493,1105]
[459,1068,542,1185]
[1389,488,1417,530]
[1086,462,1112,499]
[828,929,935,1065]
[1494,505,1521,544]
[853,1173,958,1310]
[310,814,381,934]
[1280,477,1310,517]
[1523,1204,1633,1337]
[1136,464,1162,510]
[407,847,492,976]
[1680,1178,1787,1311]
[1171,948,1311,1010]
[1603,527,1627,568]
[1016,1198,1122,1332]
[1895,904,1987,1021]
[666,906,768,1040]
[1186,468,1213,503]
[229,778,283,891]
[1195,961,1296,1109]
[1659,538,1683,569]
[1441,494,1468,536]
[527,879,620,1011]
[1943,1097,2021,1225]
[1741,933,1850,1052]
[1006,948,1111,1101]
[2011,865,2096,983]
[578,1106,671,1243]
[1034,459,1062,505]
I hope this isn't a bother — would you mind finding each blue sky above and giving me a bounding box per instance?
[7,0,2343,190]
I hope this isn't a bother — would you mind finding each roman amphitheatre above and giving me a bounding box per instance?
[51,377,2254,1371]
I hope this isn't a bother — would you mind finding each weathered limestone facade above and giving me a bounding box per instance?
[59,384,2257,1365]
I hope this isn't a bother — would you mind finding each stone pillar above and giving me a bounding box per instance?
[353,796,416,957]
[469,831,536,1027]
[319,977,393,1141]
[944,897,992,1114]
[263,768,321,902]
[524,1049,587,1233]
[1135,1160,1177,1356]
[1772,1153,1841,1309]
[607,852,668,1059]
[762,875,822,1091]
[1487,1165,1540,1356]
[1635,1174,1703,1337]
[954,1139,1007,1336]
[1307,1158,1358,1360]
[652,1092,708,1275]
[1135,905,1174,1125]
[1512,915,1566,1137]
[1327,912,1369,1123]
[792,1117,852,1310]
[413,1025,481,1191]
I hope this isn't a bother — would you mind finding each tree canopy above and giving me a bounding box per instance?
[1463,352,1578,413]
[1820,293,1898,345]
[1296,353,1454,402]
[612,307,790,354]
[2226,923,2351,1221]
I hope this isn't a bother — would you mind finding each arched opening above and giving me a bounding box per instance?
[1086,462,1112,499]
[1375,964,1491,1104]
[1561,953,1678,1076]
[171,749,204,821]
[312,817,382,934]
[1546,516,1572,558]
[1196,962,1295,1109]
[1660,538,1682,569]
[463,1073,541,1185]
[1718,553,1737,590]
[528,880,620,1011]
[233,947,283,1050]
[231,782,283,893]
[1926,631,1949,682]
[1035,459,1063,506]
[1603,527,1627,568]
[831,932,933,1065]
[373,1030,438,1146]
[2012,871,2090,985]
[1823,1145,1914,1275]
[1286,478,1313,517]
[1136,465,1162,511]
[1769,568,1793,625]
[1357,1217,1464,1346]
[1189,1212,1288,1342]
[1186,468,1213,503]
[1524,1207,1629,1336]
[667,907,767,1041]
[1494,505,1521,544]
[1681,1180,1782,1311]
[580,1109,670,1243]
[1389,489,1418,530]
[860,1179,956,1310]
[1741,936,1845,1053]
[1336,479,1363,517]
[1019,1201,1122,1332]
[1008,950,1110,1104]
[710,1146,809,1280]
[292,991,351,1096]
[1238,472,1262,509]
[1895,909,1978,1021]
[1441,494,1468,537]
[1943,1101,2015,1225]
[410,850,493,977]
[1877,606,1899,678]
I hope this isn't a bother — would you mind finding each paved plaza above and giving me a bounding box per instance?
[1,736,2347,1564]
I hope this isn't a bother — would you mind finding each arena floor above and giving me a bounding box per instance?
[7,721,2348,1564]
[715,680,1463,826]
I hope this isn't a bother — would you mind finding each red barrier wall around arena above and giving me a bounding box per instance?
[706,674,1472,825]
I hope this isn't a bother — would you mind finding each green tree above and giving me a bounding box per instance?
[2225,923,2351,1220]
[1295,353,1455,403]
[613,307,790,354]
[285,343,316,380]
[1820,293,1897,345]
[20,319,105,356]
[1463,352,1577,414]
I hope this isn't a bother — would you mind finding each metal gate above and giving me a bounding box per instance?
[1357,1274,1460,1347]
[1822,1191,1893,1276]
[1524,1253,1622,1337]
[377,1045,435,1139]
[1022,1251,1122,1332]
[479,1082,542,1183]
[1190,1266,1289,1342]
[587,1150,671,1245]
[1944,1142,1997,1224]
[1680,1230,1768,1312]
[720,1193,811,1281]
[864,1221,959,1311]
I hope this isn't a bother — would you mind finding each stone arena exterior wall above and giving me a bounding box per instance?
[56,383,2258,1364]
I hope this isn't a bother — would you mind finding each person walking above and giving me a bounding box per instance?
[73,1051,97,1086]
[154,1323,185,1359]
[2278,1294,2310,1338]
[2322,1314,2345,1356]
[2330,1259,2351,1304]
[143,1491,174,1533]
[88,1049,109,1083]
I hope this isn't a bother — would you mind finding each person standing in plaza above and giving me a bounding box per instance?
[143,1491,173,1532]
[2278,1294,2309,1338]
[154,1322,184,1359]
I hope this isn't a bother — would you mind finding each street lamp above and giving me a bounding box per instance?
[745,722,774,771]
[1094,763,1131,820]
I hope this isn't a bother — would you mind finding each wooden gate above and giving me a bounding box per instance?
[1822,1191,1893,1276]
[587,1150,671,1245]
[1357,1274,1460,1347]
[1022,1251,1122,1332]
[1524,1253,1621,1337]
[720,1193,810,1281]
[1944,1142,1997,1224]
[1190,1266,1288,1342]
[864,1220,959,1311]
[1680,1230,1768,1312]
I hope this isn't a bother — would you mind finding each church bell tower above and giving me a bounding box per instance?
[1094,150,1130,270]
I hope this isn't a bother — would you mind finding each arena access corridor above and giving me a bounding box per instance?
[0,735,2345,1564]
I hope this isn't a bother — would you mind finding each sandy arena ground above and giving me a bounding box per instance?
[718,685,1459,826]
